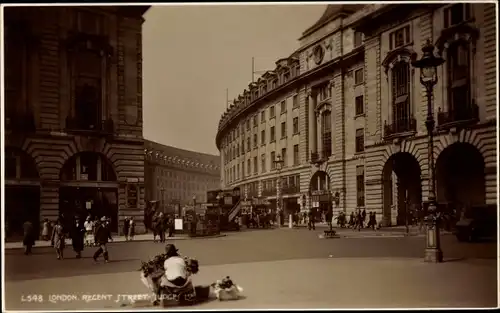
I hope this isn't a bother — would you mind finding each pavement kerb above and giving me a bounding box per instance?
[3,234,227,250]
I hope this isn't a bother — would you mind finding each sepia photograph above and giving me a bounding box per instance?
[1,1,498,311]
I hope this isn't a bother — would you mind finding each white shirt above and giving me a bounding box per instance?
[163,256,188,281]
[84,221,94,231]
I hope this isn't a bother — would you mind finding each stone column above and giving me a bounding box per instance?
[308,92,317,155]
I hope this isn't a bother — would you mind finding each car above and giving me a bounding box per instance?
[454,204,497,242]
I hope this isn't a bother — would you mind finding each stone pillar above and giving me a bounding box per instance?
[308,92,317,155]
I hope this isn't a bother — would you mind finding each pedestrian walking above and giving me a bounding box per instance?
[348,212,354,228]
[369,212,377,230]
[23,220,36,255]
[123,217,130,241]
[71,217,85,258]
[84,216,94,247]
[361,209,367,228]
[168,217,175,237]
[356,210,363,231]
[93,216,113,263]
[41,218,50,241]
[308,208,316,230]
[51,219,65,260]
[128,217,135,241]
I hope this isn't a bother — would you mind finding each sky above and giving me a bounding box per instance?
[142,4,326,156]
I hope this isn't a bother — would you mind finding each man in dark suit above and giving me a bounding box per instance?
[93,217,113,263]
[71,217,86,258]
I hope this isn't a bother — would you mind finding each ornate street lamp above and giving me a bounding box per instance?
[273,154,285,228]
[411,39,445,263]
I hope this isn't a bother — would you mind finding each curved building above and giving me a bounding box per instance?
[215,4,497,225]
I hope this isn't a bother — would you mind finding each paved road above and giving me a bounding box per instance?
[4,258,497,310]
[4,228,496,282]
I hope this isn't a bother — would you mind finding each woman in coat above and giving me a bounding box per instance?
[51,219,66,260]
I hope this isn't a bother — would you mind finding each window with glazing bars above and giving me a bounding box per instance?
[391,61,411,132]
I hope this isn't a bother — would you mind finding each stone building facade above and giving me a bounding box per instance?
[144,140,221,210]
[4,6,149,237]
[215,3,497,225]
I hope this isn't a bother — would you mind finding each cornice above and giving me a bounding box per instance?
[215,48,364,149]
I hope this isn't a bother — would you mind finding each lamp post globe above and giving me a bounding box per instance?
[411,39,445,263]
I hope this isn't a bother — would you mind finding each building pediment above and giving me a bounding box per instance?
[435,22,480,55]
[381,47,417,74]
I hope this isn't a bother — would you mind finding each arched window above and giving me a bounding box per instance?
[447,41,471,118]
[391,61,411,133]
[321,110,332,158]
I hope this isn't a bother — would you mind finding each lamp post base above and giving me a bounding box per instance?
[424,248,443,263]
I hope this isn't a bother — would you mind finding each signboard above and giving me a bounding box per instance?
[86,201,92,210]
[81,174,88,181]
[241,200,252,207]
[312,201,320,208]
[174,218,183,230]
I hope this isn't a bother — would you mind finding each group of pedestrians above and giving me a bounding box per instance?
[122,217,136,241]
[346,209,378,231]
[151,212,175,243]
[22,216,114,263]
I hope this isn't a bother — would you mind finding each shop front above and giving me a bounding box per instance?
[310,191,332,222]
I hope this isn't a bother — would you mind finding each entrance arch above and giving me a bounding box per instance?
[309,171,331,221]
[4,147,41,239]
[382,152,422,226]
[59,152,119,232]
[435,143,485,214]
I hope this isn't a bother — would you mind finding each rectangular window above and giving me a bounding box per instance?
[444,3,471,28]
[355,95,364,115]
[270,106,275,118]
[247,159,251,176]
[237,164,240,180]
[246,120,250,130]
[270,126,276,142]
[241,141,245,154]
[280,100,286,114]
[261,111,265,123]
[354,68,364,85]
[292,95,299,108]
[261,129,266,145]
[293,144,299,165]
[271,151,276,170]
[355,128,364,153]
[247,137,251,151]
[262,85,267,94]
[253,134,258,148]
[254,90,259,100]
[242,161,245,178]
[253,157,258,174]
[356,166,365,207]
[253,115,258,127]
[293,117,299,134]
[389,25,411,50]
[272,80,278,89]
[281,122,287,138]
[261,154,266,173]
[354,31,363,48]
[281,148,287,167]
